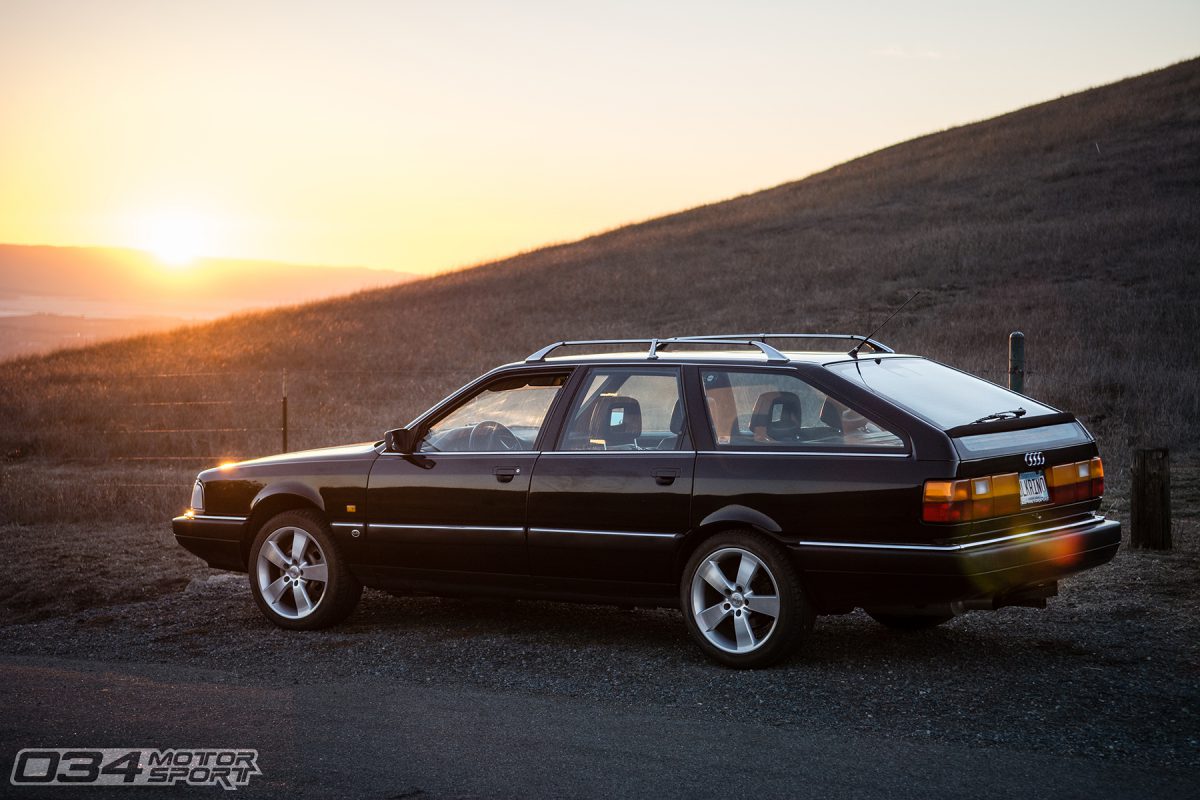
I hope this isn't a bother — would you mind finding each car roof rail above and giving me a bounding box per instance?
[672,333,895,354]
[525,339,662,363]
[524,337,791,364]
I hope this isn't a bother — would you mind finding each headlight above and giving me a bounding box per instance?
[190,480,205,512]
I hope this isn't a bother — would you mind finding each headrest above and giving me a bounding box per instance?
[820,397,844,432]
[591,395,642,439]
[750,391,802,442]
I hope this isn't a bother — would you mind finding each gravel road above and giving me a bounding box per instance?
[1,517,1197,797]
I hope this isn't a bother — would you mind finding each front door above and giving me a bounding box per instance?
[366,371,570,588]
[527,366,695,599]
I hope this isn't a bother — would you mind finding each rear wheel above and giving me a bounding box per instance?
[249,509,362,630]
[680,530,812,668]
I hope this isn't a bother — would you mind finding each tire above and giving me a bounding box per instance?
[248,509,363,630]
[680,529,813,668]
[865,608,954,631]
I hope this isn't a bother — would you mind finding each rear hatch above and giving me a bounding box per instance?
[946,416,1102,538]
[826,357,1105,541]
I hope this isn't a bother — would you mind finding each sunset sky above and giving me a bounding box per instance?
[2,0,1197,275]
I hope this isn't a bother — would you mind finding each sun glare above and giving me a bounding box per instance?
[138,213,209,268]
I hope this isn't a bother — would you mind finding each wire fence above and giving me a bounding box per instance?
[1,367,480,465]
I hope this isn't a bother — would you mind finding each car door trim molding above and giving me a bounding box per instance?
[378,450,541,457]
[369,522,527,533]
[698,450,910,458]
[529,526,679,540]
[539,450,694,456]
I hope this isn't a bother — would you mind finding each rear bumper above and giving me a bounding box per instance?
[792,514,1121,611]
[172,514,247,571]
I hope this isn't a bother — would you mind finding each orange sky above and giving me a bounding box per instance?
[1,1,1197,275]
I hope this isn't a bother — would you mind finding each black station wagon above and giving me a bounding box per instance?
[173,334,1120,667]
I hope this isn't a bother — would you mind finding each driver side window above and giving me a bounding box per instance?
[418,373,568,453]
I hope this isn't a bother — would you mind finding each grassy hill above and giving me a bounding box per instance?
[1,57,1197,524]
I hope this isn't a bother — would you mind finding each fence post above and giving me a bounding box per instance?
[1131,448,1171,550]
[1008,331,1025,393]
[281,369,288,453]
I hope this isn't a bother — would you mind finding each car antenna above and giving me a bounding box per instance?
[849,290,921,360]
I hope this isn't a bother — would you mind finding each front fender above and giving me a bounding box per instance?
[251,481,326,513]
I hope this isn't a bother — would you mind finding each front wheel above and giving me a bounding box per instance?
[680,530,813,668]
[249,509,362,630]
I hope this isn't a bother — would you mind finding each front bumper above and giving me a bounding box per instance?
[792,514,1121,610]
[172,514,247,571]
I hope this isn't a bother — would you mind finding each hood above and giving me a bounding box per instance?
[200,441,381,478]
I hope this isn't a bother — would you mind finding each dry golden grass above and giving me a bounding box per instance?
[1,58,1197,524]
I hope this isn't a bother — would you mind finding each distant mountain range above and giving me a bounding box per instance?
[0,244,416,359]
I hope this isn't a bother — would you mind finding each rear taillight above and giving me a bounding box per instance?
[923,456,1104,523]
[922,479,970,522]
[1047,456,1105,503]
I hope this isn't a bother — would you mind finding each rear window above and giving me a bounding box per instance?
[826,357,1057,429]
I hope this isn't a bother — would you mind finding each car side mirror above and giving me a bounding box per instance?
[384,427,414,454]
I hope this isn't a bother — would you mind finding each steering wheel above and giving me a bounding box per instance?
[468,420,522,451]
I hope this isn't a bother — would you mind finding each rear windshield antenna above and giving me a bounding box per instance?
[849,290,921,359]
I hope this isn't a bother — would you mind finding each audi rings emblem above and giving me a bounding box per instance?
[1024,451,1045,467]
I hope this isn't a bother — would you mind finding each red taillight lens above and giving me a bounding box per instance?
[922,479,971,522]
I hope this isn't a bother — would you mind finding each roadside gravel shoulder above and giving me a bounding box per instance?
[1,517,1196,769]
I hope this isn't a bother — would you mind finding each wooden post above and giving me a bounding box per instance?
[281,370,289,453]
[1008,331,1025,393]
[1131,448,1171,550]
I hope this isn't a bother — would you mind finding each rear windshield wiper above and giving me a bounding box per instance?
[970,408,1027,425]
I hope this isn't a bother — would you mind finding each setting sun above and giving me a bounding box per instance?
[138,212,208,268]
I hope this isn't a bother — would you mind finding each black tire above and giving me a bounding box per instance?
[865,608,954,630]
[248,509,362,630]
[680,529,813,668]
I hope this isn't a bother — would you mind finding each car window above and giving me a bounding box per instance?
[700,368,905,450]
[559,368,689,451]
[418,373,568,452]
[826,357,1057,429]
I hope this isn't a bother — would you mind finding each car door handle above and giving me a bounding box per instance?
[651,468,680,486]
[493,466,521,483]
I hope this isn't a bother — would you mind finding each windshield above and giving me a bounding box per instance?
[826,357,1057,429]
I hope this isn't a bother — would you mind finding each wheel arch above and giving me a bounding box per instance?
[242,487,326,567]
[674,505,788,579]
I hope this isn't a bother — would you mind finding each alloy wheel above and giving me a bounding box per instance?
[255,526,329,620]
[689,546,781,654]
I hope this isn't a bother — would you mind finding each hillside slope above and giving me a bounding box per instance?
[1,58,1197,522]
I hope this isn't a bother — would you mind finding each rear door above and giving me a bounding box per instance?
[527,365,695,598]
[691,365,917,544]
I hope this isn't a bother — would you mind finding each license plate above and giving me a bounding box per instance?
[1019,470,1050,505]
